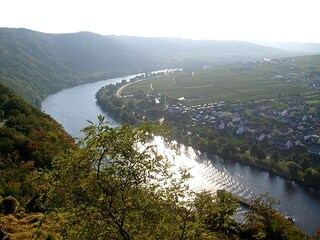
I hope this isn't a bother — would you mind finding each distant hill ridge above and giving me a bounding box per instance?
[0,27,308,105]
[255,41,320,53]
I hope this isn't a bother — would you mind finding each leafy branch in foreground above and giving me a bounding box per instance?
[44,117,309,240]
[46,117,194,239]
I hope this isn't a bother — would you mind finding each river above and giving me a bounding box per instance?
[42,75,320,235]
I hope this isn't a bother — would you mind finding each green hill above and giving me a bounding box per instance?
[0,83,74,201]
[0,28,156,105]
[0,28,298,106]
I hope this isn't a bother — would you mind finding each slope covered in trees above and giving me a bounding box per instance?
[0,28,295,106]
[0,28,156,105]
[0,83,74,204]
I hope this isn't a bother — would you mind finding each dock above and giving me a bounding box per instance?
[217,189,252,207]
[217,190,296,223]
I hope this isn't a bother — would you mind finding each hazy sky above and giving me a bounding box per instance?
[1,0,319,43]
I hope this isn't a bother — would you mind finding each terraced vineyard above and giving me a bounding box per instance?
[122,55,320,105]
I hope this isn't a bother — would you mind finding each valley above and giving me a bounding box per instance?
[1,27,320,238]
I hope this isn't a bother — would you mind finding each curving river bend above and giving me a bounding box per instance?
[42,75,320,235]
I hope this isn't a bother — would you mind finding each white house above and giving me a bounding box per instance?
[232,116,241,123]
[236,126,245,135]
[257,134,266,142]
[218,121,225,130]
[302,115,308,122]
[285,140,293,149]
[227,122,234,128]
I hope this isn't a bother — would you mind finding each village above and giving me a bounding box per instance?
[96,60,320,188]
[167,97,320,158]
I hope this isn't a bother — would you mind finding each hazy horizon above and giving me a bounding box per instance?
[2,0,320,43]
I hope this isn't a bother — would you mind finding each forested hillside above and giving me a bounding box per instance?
[0,28,295,106]
[0,83,74,203]
[0,28,156,105]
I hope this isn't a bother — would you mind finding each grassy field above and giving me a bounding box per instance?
[122,56,320,104]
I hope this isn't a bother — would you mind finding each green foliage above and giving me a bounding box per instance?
[271,151,280,163]
[287,162,302,178]
[0,84,74,202]
[0,28,154,106]
[304,168,320,188]
[44,118,308,239]
[48,117,190,239]
[299,155,312,171]
[195,191,239,235]
[1,196,19,214]
[220,143,238,158]
[243,193,307,240]
[250,144,266,160]
[239,144,249,154]
[46,118,239,239]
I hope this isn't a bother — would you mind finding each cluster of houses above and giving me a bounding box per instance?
[167,99,320,157]
[258,57,320,89]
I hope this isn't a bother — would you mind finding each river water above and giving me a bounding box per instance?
[42,75,320,235]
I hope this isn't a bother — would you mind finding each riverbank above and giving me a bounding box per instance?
[194,145,320,191]
[217,153,314,189]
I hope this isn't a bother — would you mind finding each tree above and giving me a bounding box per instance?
[239,144,249,154]
[287,161,301,178]
[0,110,4,120]
[243,194,306,240]
[304,168,320,188]
[208,140,219,154]
[194,191,239,236]
[220,144,237,157]
[250,144,266,160]
[290,152,300,163]
[271,151,280,163]
[47,116,208,239]
[299,155,311,171]
[198,137,209,152]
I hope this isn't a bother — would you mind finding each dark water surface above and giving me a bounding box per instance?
[42,76,320,235]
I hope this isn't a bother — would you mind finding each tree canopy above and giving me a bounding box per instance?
[0,83,74,202]
[45,117,307,239]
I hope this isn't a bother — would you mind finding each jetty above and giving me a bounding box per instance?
[217,189,252,208]
[217,190,296,223]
